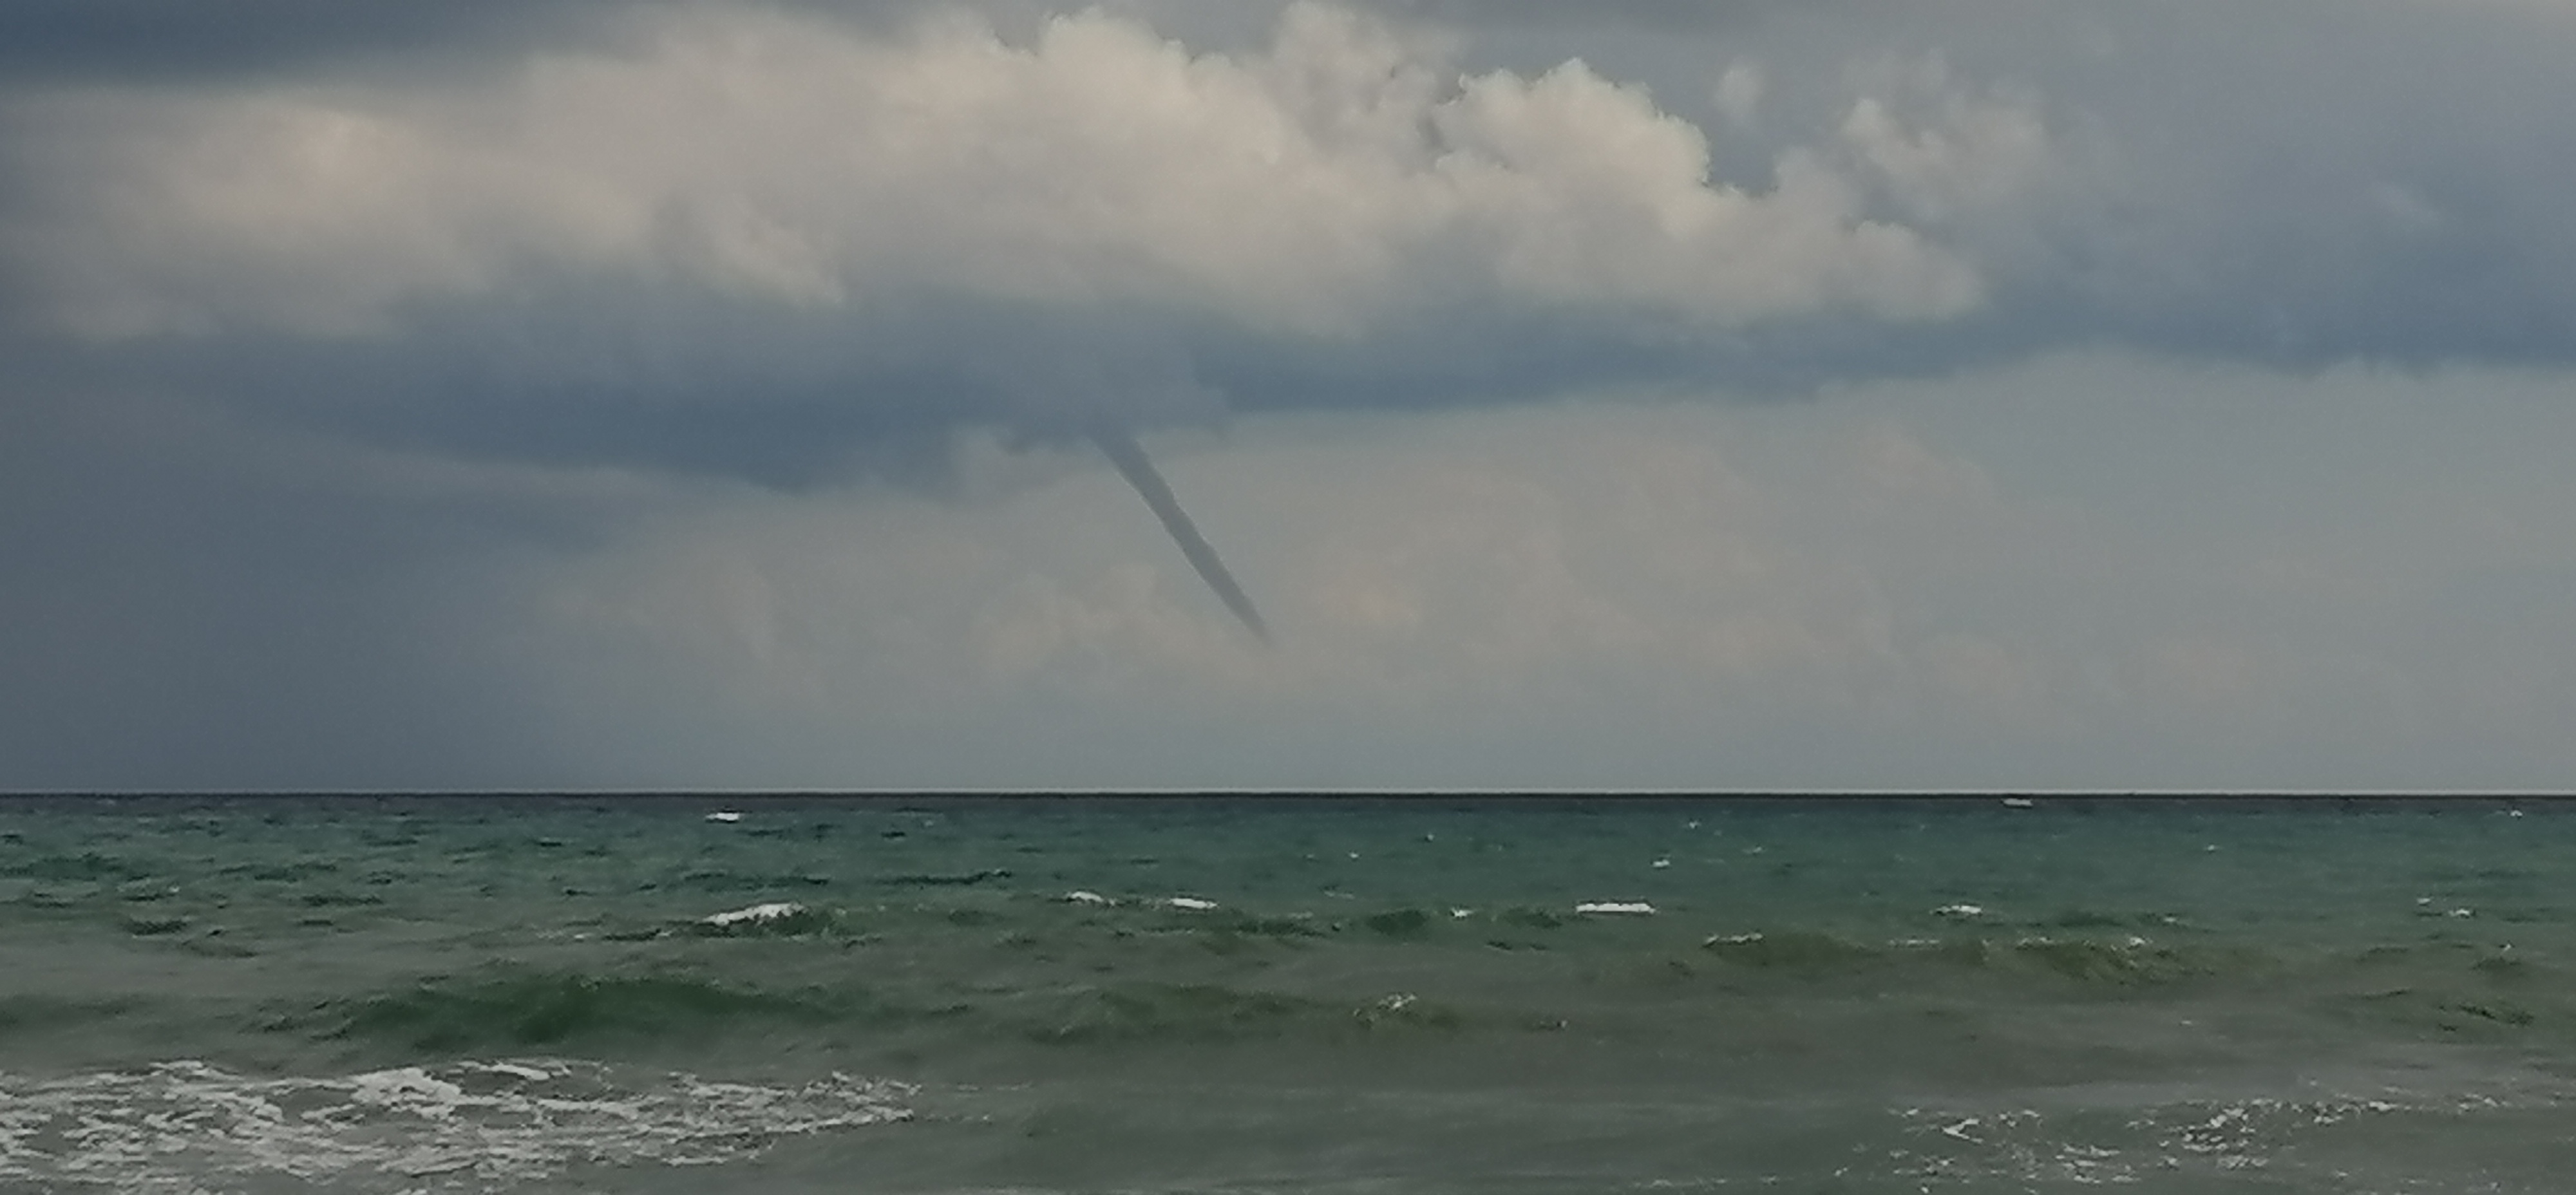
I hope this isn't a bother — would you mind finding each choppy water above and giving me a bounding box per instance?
[3,795,2573,1192]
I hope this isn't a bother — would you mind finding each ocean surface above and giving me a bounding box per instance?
[3,795,2573,1193]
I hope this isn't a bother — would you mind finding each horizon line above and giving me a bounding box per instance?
[3,787,2569,800]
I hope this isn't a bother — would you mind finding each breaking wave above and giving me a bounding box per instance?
[0,1057,910,1193]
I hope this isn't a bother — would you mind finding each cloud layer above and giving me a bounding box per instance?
[5,0,2575,788]
[5,6,1974,423]
[15,0,2576,477]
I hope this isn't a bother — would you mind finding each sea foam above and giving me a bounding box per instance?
[0,1059,911,1192]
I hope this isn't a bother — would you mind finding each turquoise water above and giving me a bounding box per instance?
[3,795,2573,1192]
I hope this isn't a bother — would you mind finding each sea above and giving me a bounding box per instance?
[2,794,2571,1194]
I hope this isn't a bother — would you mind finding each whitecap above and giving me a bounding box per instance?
[1575,901,1656,915]
[1160,896,1219,911]
[705,811,743,823]
[1933,903,1985,917]
[1063,890,1113,905]
[702,901,806,928]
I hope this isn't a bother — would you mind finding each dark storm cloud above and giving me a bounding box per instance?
[0,0,1275,87]
[0,0,985,84]
[0,0,601,83]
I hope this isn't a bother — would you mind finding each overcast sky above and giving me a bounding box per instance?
[6,0,2575,790]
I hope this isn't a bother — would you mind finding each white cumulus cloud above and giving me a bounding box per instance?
[4,3,1980,346]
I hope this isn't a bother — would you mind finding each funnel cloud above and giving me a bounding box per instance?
[1087,426,1271,644]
